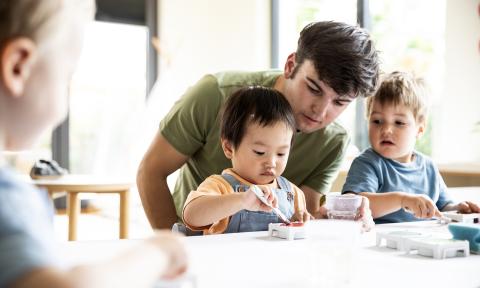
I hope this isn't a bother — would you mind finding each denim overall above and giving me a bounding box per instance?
[222,173,295,233]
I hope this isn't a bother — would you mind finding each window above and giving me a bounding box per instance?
[274,0,360,154]
[69,21,147,176]
[275,0,449,158]
[370,0,446,156]
[274,0,357,68]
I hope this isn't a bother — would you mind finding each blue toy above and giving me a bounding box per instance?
[448,223,480,254]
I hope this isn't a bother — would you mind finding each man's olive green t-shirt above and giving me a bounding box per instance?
[159,70,350,218]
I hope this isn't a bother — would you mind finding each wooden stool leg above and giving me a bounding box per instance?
[119,190,130,239]
[68,192,80,241]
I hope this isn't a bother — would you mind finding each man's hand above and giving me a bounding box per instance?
[290,210,314,222]
[311,205,328,219]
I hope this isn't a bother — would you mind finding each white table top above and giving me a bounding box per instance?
[26,174,133,186]
[58,220,480,288]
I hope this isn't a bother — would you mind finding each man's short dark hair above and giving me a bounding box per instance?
[220,86,296,149]
[294,21,380,98]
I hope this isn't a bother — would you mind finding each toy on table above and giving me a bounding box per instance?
[268,222,306,240]
[448,223,480,254]
[442,211,480,224]
[325,194,362,220]
[404,238,469,259]
[376,230,430,251]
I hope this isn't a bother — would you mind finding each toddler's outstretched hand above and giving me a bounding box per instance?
[456,201,480,214]
[401,194,440,219]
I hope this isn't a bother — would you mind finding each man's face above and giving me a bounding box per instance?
[281,55,355,133]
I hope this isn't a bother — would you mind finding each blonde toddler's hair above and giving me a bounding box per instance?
[366,71,428,123]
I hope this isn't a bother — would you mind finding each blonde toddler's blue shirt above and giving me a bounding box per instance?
[342,148,453,224]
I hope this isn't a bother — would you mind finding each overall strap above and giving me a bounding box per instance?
[221,173,249,192]
[276,176,292,192]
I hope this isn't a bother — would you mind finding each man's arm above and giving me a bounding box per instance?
[137,132,189,229]
[301,185,327,219]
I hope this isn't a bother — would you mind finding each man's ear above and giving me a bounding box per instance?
[221,138,234,159]
[283,52,296,79]
[0,37,37,97]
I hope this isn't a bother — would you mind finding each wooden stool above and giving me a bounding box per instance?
[31,175,132,241]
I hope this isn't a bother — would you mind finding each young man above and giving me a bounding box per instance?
[137,21,380,229]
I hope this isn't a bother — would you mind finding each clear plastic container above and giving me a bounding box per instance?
[325,194,362,220]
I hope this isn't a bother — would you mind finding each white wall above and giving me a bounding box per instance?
[436,0,480,162]
[156,0,271,94]
[136,1,271,186]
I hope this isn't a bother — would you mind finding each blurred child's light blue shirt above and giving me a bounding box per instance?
[342,148,454,224]
[0,167,56,286]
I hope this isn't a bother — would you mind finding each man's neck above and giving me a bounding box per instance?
[273,75,285,94]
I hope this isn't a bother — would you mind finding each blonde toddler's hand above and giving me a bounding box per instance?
[401,194,440,219]
[456,201,480,214]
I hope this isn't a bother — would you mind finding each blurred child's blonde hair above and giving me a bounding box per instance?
[0,0,93,49]
[366,71,428,123]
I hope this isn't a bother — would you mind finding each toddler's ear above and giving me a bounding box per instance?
[220,138,234,159]
[0,37,37,97]
[416,122,425,138]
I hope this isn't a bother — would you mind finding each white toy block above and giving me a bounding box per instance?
[268,222,306,240]
[442,212,480,224]
[404,238,469,259]
[376,230,429,251]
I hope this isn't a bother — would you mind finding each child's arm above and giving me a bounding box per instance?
[358,192,442,219]
[441,201,480,213]
[183,186,277,228]
[11,231,187,288]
